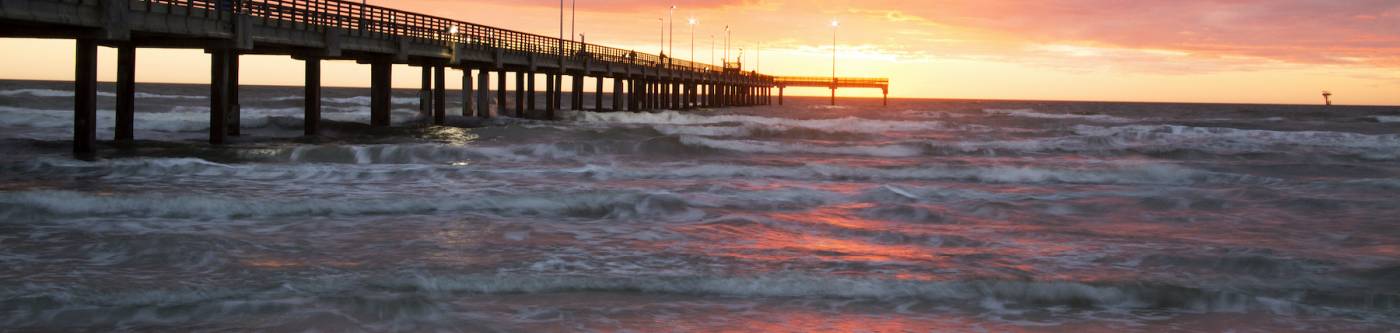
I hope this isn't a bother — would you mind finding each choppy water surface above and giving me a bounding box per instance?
[1,79,1399,331]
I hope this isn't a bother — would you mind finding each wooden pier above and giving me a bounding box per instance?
[773,76,890,106]
[0,0,890,156]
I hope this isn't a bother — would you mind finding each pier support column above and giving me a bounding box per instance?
[476,69,490,118]
[419,66,432,118]
[461,67,473,116]
[369,59,392,127]
[627,79,637,111]
[641,80,652,110]
[497,69,507,116]
[553,73,563,111]
[434,66,446,124]
[883,88,889,107]
[572,74,584,110]
[702,83,710,108]
[209,48,232,144]
[595,76,604,111]
[546,74,555,116]
[528,73,537,112]
[228,52,240,136]
[613,77,623,111]
[74,39,98,155]
[671,81,680,110]
[830,87,837,106]
[548,74,559,120]
[115,44,135,145]
[779,87,784,105]
[304,56,321,136]
[515,71,525,117]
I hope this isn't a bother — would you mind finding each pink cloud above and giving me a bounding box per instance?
[860,0,1400,67]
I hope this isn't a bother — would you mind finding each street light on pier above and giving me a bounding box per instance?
[669,5,677,61]
[831,20,839,106]
[710,34,715,68]
[688,17,697,69]
[570,0,577,42]
[723,25,730,69]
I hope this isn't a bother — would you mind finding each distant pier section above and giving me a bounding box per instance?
[0,0,889,156]
[773,76,890,106]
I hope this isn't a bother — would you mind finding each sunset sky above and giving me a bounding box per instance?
[1,0,1397,105]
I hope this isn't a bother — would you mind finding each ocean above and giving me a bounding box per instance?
[1,79,1398,331]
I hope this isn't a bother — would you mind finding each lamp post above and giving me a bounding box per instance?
[669,5,676,61]
[723,25,730,68]
[710,34,715,67]
[570,0,576,42]
[831,20,839,106]
[688,18,697,69]
[658,18,665,56]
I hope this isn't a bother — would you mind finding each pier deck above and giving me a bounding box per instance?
[0,0,889,156]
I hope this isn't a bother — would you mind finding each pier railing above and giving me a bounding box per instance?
[774,76,889,88]
[137,0,731,74]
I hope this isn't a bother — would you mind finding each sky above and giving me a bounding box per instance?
[1,0,1398,105]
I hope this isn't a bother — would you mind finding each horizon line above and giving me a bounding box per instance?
[2,78,1392,108]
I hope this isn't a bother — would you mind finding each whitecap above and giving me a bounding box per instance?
[984,108,1131,122]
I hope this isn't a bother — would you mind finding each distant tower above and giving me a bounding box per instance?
[1322,91,1333,106]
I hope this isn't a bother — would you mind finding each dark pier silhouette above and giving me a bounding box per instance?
[773,76,890,106]
[0,0,890,156]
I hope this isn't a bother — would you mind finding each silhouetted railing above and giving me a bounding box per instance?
[129,0,734,74]
[774,76,889,87]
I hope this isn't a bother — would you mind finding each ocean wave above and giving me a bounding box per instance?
[0,88,205,99]
[1375,116,1400,123]
[0,189,703,220]
[268,95,421,105]
[18,154,1264,186]
[5,273,1392,316]
[567,110,949,134]
[678,136,925,157]
[580,162,1267,185]
[0,106,415,133]
[256,143,601,164]
[1073,124,1400,150]
[984,109,1131,122]
[931,124,1400,158]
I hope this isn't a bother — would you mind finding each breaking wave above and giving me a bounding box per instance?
[0,106,415,132]
[3,273,1392,325]
[0,88,206,99]
[568,110,950,134]
[0,189,702,220]
[984,109,1131,122]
